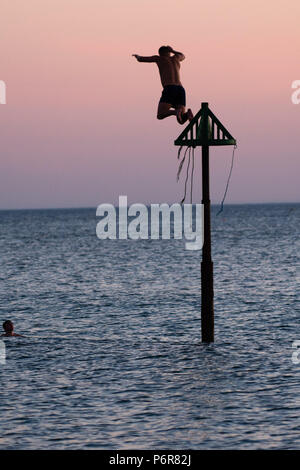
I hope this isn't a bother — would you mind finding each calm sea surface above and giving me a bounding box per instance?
[0,204,299,449]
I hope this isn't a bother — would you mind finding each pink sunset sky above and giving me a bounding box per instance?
[0,0,299,209]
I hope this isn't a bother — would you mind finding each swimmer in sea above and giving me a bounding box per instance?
[1,320,24,337]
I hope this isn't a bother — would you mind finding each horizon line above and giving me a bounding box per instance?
[0,201,299,212]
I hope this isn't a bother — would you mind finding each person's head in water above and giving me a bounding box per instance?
[3,320,14,335]
[2,320,23,337]
[158,46,172,57]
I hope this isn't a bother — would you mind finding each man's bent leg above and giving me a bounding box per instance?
[176,105,186,124]
[157,102,176,120]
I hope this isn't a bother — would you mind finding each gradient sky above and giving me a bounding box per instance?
[0,0,299,209]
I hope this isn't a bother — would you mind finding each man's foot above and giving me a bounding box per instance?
[180,112,189,124]
[176,108,183,124]
[187,108,194,121]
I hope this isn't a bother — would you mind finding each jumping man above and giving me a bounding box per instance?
[132,45,193,124]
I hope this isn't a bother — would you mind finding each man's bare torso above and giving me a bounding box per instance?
[156,56,182,87]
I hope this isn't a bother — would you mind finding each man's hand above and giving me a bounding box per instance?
[132,54,158,63]
[166,46,185,61]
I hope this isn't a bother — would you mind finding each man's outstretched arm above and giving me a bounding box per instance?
[132,54,158,63]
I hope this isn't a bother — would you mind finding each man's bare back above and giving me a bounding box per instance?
[133,45,193,124]
[156,55,182,87]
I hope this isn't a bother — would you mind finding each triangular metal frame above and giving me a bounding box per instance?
[174,102,236,147]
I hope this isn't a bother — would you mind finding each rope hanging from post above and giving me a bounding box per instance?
[177,141,237,212]
[216,144,237,216]
[176,146,189,181]
[177,145,195,204]
[190,147,195,204]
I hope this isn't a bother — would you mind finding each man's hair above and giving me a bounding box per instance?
[158,46,170,56]
[3,320,12,329]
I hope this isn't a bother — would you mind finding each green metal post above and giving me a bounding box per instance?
[201,103,214,342]
[174,102,236,343]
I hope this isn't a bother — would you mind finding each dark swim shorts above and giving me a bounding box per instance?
[159,85,186,107]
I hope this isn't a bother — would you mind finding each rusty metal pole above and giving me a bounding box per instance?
[201,103,214,342]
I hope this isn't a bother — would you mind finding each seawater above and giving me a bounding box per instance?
[0,204,299,449]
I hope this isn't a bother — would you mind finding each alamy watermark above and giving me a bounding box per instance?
[0,340,6,365]
[291,80,300,104]
[96,196,203,250]
[291,341,300,364]
[0,80,6,104]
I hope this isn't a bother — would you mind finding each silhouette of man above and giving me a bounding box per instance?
[1,320,23,337]
[133,45,193,124]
